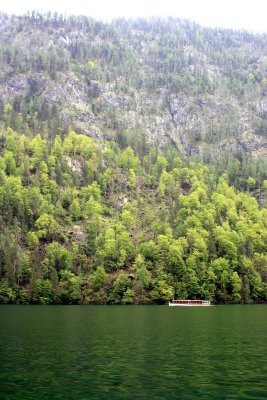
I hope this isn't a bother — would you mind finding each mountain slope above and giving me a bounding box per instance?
[1,13,267,161]
[0,14,267,304]
[0,128,266,304]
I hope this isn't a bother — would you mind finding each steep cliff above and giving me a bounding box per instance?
[1,13,267,161]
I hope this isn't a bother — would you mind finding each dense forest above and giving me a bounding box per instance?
[0,125,266,304]
[0,13,267,304]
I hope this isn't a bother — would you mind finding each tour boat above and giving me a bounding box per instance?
[169,299,211,306]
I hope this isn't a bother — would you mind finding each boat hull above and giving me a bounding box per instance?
[169,300,211,306]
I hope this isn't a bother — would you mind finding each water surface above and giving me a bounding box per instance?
[0,305,267,399]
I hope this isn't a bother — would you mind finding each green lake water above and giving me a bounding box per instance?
[0,305,267,399]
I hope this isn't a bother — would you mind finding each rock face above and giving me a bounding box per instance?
[1,13,267,159]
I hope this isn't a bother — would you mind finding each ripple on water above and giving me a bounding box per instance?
[0,305,267,399]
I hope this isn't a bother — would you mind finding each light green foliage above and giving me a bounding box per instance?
[216,234,238,263]
[140,240,158,261]
[100,167,114,193]
[0,280,15,303]
[119,147,139,170]
[181,191,201,210]
[48,242,72,271]
[69,199,81,220]
[3,104,12,125]
[151,278,174,302]
[85,196,102,217]
[0,124,266,305]
[231,271,242,302]
[63,131,96,158]
[110,271,131,303]
[158,170,175,196]
[32,279,53,304]
[82,181,102,202]
[29,134,47,167]
[35,213,59,240]
[133,254,145,270]
[58,270,82,304]
[167,241,185,277]
[129,168,136,189]
[17,253,32,283]
[120,209,135,229]
[52,136,63,159]
[91,266,106,291]
[79,136,95,158]
[5,130,17,154]
[177,168,194,187]
[88,60,95,71]
[26,231,39,248]
[86,153,98,180]
[156,155,168,175]
[123,288,134,304]
[0,175,31,222]
[136,265,151,290]
[4,152,16,175]
[99,227,117,268]
[247,176,256,190]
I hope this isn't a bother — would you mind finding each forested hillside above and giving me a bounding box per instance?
[0,13,267,304]
[0,126,266,304]
[1,13,267,163]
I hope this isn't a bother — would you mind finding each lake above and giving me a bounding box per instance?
[0,305,267,399]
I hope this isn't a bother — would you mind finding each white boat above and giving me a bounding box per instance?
[169,299,211,306]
